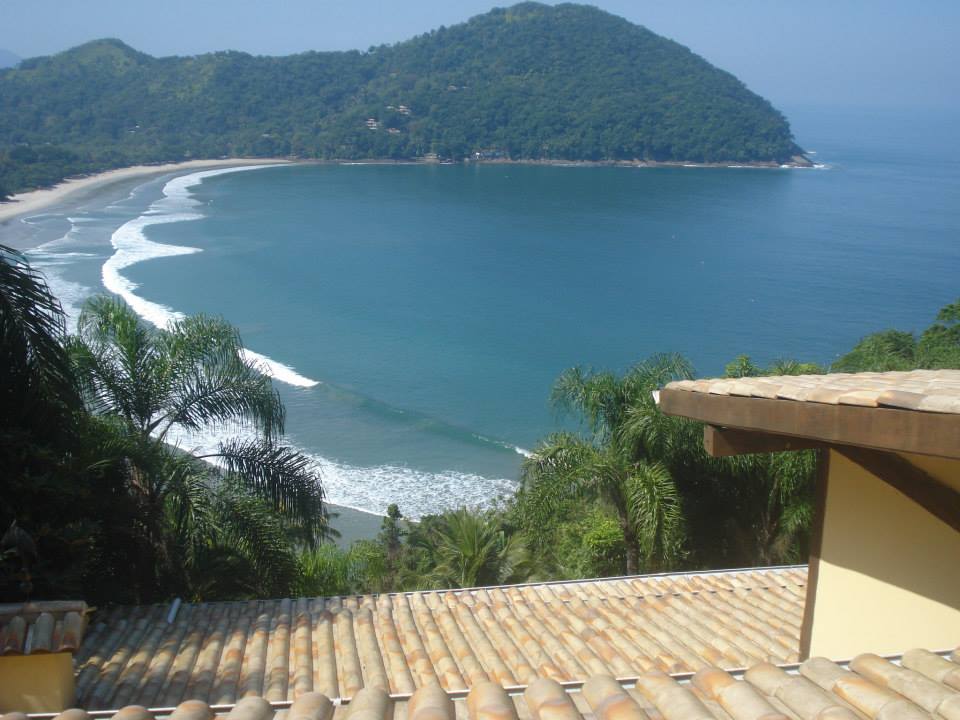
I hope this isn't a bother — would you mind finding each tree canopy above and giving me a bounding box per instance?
[0,3,803,193]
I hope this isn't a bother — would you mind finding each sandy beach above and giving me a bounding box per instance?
[0,155,390,545]
[0,158,291,226]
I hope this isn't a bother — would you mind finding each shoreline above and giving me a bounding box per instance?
[464,154,815,169]
[328,503,385,546]
[0,153,816,228]
[0,160,459,544]
[0,154,807,545]
[0,158,293,226]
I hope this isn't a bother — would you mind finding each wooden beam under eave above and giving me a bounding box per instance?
[704,425,827,457]
[659,388,960,459]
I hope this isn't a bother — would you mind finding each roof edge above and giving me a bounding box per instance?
[27,648,954,718]
[660,387,960,459]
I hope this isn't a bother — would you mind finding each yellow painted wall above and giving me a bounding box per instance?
[0,653,75,713]
[807,450,960,658]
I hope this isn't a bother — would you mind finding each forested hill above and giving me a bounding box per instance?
[0,3,806,194]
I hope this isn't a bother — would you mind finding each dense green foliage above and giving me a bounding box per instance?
[296,299,960,592]
[832,301,960,371]
[518,356,692,575]
[0,3,803,193]
[3,247,955,600]
[0,256,329,603]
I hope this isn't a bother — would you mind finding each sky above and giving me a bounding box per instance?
[1,0,958,112]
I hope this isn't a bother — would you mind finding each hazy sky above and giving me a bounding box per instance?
[2,1,957,111]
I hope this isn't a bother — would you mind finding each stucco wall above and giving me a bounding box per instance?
[0,652,75,712]
[807,449,960,658]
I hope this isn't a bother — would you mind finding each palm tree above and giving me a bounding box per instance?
[0,245,92,601]
[68,295,329,599]
[520,354,693,575]
[653,353,820,568]
[0,244,78,431]
[411,508,529,589]
[720,450,815,565]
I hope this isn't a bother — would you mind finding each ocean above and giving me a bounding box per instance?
[12,106,960,523]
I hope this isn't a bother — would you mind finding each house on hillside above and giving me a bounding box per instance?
[1,369,959,719]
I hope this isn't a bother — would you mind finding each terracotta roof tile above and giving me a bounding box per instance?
[0,600,88,655]
[664,369,960,415]
[71,568,805,710]
[20,651,960,719]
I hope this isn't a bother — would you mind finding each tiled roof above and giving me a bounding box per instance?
[73,567,807,710]
[664,369,960,414]
[0,600,88,655]
[21,649,960,720]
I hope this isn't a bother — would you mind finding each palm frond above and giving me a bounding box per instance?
[518,433,599,522]
[628,461,685,569]
[212,488,299,597]
[165,456,218,538]
[424,508,527,588]
[0,244,78,418]
[158,314,284,439]
[210,438,328,547]
[550,367,621,439]
[625,353,694,393]
[74,296,167,430]
[156,342,284,440]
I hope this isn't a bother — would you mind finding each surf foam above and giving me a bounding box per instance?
[38,163,519,520]
[165,422,517,520]
[103,164,319,388]
[26,225,102,332]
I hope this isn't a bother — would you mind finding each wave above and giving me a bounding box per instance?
[780,163,829,170]
[239,348,320,389]
[103,164,319,388]
[473,433,532,458]
[26,226,101,331]
[36,163,523,519]
[166,422,517,520]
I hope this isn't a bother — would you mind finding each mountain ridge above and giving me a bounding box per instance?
[0,3,805,194]
[0,49,19,68]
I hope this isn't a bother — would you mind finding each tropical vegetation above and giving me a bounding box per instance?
[268,298,960,591]
[1,245,328,603]
[2,242,957,602]
[0,3,804,194]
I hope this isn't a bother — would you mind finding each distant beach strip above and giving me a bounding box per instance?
[0,158,291,225]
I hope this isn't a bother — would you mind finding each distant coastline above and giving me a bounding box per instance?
[333,154,814,169]
[0,158,292,225]
[0,153,814,227]
[465,155,815,169]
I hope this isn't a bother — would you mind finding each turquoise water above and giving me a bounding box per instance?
[17,107,960,517]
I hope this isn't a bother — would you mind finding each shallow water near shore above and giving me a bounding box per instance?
[8,106,960,532]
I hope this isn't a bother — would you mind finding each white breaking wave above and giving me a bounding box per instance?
[102,210,202,326]
[239,348,321,390]
[26,226,101,332]
[31,163,521,519]
[103,164,320,388]
[780,163,829,170]
[165,422,517,520]
[474,432,532,458]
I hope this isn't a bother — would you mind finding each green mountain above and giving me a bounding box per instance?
[0,3,805,194]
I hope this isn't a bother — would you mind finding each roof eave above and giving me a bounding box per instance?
[659,388,960,460]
